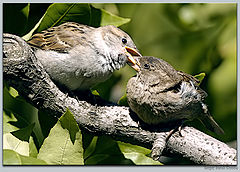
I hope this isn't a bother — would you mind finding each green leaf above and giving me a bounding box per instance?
[21,3,30,20]
[59,109,79,144]
[118,141,163,165]
[37,109,58,139]
[100,8,130,27]
[3,86,44,148]
[3,133,29,156]
[91,90,100,96]
[23,3,92,39]
[23,3,131,39]
[118,93,129,106]
[29,136,38,158]
[8,87,19,98]
[3,3,30,36]
[37,3,92,31]
[83,136,98,159]
[194,72,206,85]
[37,109,84,165]
[3,149,47,165]
[84,136,134,165]
[11,123,35,142]
[22,14,45,41]
[3,111,19,134]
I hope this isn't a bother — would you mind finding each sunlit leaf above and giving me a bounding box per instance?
[194,72,206,85]
[100,8,130,27]
[23,3,131,40]
[59,109,80,144]
[37,3,91,31]
[29,137,38,158]
[3,133,29,156]
[8,87,19,98]
[118,141,163,165]
[91,90,100,96]
[37,109,84,165]
[3,149,47,165]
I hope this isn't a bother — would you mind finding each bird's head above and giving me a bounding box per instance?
[98,25,141,71]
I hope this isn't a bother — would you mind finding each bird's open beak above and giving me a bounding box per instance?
[125,46,142,72]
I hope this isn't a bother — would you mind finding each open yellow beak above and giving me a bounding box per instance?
[125,46,142,71]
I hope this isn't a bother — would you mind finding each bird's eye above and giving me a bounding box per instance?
[144,63,150,69]
[122,38,127,44]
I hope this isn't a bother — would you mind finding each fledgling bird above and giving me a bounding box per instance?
[126,56,224,135]
[28,22,141,91]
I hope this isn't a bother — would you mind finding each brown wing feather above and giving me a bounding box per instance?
[27,22,94,53]
[177,71,200,85]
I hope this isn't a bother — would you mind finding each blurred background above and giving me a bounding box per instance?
[3,3,237,152]
[92,3,237,144]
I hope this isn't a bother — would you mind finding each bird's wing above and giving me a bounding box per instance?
[177,71,200,89]
[177,71,200,85]
[27,22,94,53]
[177,71,207,98]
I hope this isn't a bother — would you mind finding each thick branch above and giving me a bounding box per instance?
[3,33,237,165]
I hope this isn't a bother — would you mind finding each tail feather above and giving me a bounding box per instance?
[200,115,224,135]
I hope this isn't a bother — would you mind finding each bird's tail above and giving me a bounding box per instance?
[200,115,224,135]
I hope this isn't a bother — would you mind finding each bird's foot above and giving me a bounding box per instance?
[151,133,168,161]
[151,122,185,161]
[178,124,184,137]
[166,122,185,142]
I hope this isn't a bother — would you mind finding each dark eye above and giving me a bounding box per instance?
[122,38,127,44]
[144,63,150,69]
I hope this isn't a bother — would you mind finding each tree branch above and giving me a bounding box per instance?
[3,33,237,165]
